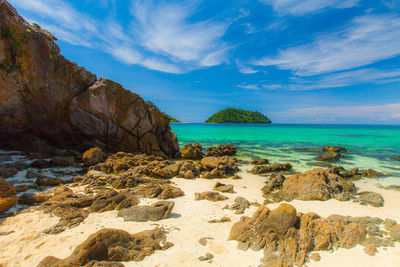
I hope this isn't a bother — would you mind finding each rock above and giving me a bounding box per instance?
[151,162,182,178]
[0,167,18,178]
[18,193,50,205]
[262,174,286,196]
[0,178,18,212]
[30,160,52,169]
[180,143,203,160]
[51,156,75,167]
[0,2,178,158]
[228,204,381,266]
[199,237,213,246]
[134,184,184,200]
[199,252,214,261]
[315,151,341,162]
[251,159,269,165]
[364,245,378,256]
[263,168,356,202]
[361,169,384,178]
[89,190,139,212]
[353,191,384,207]
[323,146,347,153]
[82,147,105,166]
[384,218,397,231]
[195,191,228,202]
[6,161,28,171]
[310,252,321,261]
[390,225,400,241]
[117,201,174,222]
[200,156,239,178]
[213,182,234,193]
[36,176,64,186]
[307,161,333,168]
[251,163,292,174]
[341,167,361,180]
[14,184,31,193]
[37,228,173,266]
[43,224,66,235]
[393,156,400,161]
[84,261,125,267]
[205,143,236,157]
[208,217,231,223]
[229,196,250,214]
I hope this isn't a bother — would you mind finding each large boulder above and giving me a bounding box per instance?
[205,143,237,157]
[37,228,173,266]
[180,143,203,159]
[82,147,105,166]
[251,163,292,174]
[0,177,18,212]
[0,2,179,158]
[315,151,341,162]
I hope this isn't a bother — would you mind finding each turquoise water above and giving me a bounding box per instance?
[171,123,400,176]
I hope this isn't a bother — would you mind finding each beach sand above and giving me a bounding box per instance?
[1,165,400,267]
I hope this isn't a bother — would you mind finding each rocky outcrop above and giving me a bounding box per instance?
[82,147,105,166]
[0,177,17,211]
[180,143,203,160]
[251,159,269,165]
[205,143,237,157]
[353,191,384,207]
[323,146,347,152]
[361,169,384,178]
[229,203,398,266]
[37,228,173,266]
[213,182,234,193]
[262,168,356,202]
[0,1,178,158]
[315,151,341,162]
[194,191,228,202]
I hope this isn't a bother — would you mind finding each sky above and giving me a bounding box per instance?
[8,0,400,124]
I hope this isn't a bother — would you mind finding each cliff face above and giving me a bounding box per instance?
[0,0,179,157]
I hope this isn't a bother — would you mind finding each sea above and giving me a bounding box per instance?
[171,123,400,178]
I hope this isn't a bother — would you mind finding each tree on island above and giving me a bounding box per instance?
[205,108,271,123]
[146,101,181,123]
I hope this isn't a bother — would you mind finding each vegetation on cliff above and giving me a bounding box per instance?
[205,108,271,123]
[146,101,181,122]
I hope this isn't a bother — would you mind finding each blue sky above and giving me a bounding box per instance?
[8,0,400,124]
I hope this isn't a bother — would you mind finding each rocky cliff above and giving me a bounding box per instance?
[0,0,179,157]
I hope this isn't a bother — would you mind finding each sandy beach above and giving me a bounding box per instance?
[1,165,400,267]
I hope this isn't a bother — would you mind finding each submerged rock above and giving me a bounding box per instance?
[205,143,237,157]
[117,201,174,222]
[251,159,270,165]
[37,228,173,266]
[323,146,347,153]
[0,167,18,178]
[361,169,384,178]
[251,163,292,174]
[315,151,341,162]
[0,178,18,212]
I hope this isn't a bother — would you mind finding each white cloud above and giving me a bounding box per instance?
[274,103,400,121]
[254,14,400,76]
[237,83,261,90]
[262,0,359,16]
[236,60,259,74]
[131,0,229,67]
[9,0,229,74]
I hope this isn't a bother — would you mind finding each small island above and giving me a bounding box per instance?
[205,108,271,123]
[146,101,181,122]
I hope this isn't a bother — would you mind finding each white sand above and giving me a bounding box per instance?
[1,166,400,267]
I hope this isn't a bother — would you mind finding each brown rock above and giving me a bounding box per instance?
[353,191,384,207]
[310,252,321,261]
[0,2,178,158]
[251,163,292,174]
[180,143,203,160]
[208,216,231,223]
[18,193,50,205]
[205,143,236,157]
[213,182,234,193]
[0,167,18,178]
[251,159,269,165]
[0,178,18,212]
[36,176,64,186]
[195,191,228,202]
[37,228,173,266]
[323,146,347,153]
[198,252,214,261]
[364,245,378,256]
[316,151,341,162]
[51,156,75,167]
[14,184,31,193]
[30,160,52,169]
[361,169,384,178]
[82,147,105,166]
[390,225,400,241]
[229,196,250,214]
[117,201,174,222]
